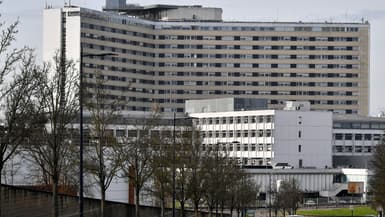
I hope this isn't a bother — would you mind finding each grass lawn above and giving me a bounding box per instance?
[297,206,377,216]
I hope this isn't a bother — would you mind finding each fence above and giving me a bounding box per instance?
[0,184,215,217]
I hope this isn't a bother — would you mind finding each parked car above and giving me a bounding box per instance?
[273,162,294,169]
[304,200,316,206]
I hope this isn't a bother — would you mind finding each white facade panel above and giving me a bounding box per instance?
[273,111,333,168]
[43,8,62,62]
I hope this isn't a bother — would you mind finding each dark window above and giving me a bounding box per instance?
[345,134,352,140]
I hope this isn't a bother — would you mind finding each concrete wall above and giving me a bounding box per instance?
[0,184,211,217]
[274,111,333,168]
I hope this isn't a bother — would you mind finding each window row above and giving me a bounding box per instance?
[159,35,359,42]
[199,116,273,125]
[158,71,359,78]
[334,145,372,153]
[334,133,383,141]
[160,53,359,60]
[201,143,272,152]
[81,33,360,51]
[158,44,359,51]
[333,122,385,130]
[202,129,273,138]
[158,62,359,69]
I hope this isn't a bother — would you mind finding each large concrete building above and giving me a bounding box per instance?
[43,1,370,117]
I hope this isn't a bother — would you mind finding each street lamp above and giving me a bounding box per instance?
[79,47,116,217]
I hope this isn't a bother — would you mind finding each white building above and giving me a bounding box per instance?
[188,101,333,169]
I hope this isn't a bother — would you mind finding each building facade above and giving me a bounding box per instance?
[188,102,334,169]
[43,3,370,117]
[332,115,385,168]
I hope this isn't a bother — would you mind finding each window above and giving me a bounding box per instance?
[298,131,302,138]
[345,134,352,140]
[299,159,303,168]
[355,134,362,140]
[116,130,126,137]
[251,144,256,151]
[364,134,372,140]
[335,134,343,140]
[374,134,382,141]
[298,145,302,153]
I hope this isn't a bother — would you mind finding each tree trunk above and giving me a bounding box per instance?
[0,164,3,217]
[215,203,218,217]
[160,198,165,217]
[209,205,213,217]
[180,200,185,217]
[53,178,59,217]
[220,202,224,217]
[194,202,199,217]
[101,188,106,217]
[135,186,140,217]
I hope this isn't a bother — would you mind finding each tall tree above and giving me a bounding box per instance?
[150,134,172,217]
[24,53,79,217]
[274,178,302,216]
[370,143,385,211]
[174,126,196,217]
[186,129,206,217]
[119,113,160,217]
[0,51,40,217]
[0,6,31,216]
[84,73,123,217]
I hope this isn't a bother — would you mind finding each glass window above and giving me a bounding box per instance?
[335,134,343,140]
[345,134,352,140]
[354,134,362,140]
[374,134,382,141]
[364,134,372,140]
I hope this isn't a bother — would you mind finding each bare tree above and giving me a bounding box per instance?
[174,126,197,217]
[202,146,229,217]
[186,130,206,217]
[274,178,302,216]
[0,6,32,216]
[0,51,40,217]
[119,113,160,217]
[370,143,385,211]
[84,73,123,217]
[150,134,172,217]
[24,53,79,217]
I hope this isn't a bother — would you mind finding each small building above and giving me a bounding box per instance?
[188,101,333,169]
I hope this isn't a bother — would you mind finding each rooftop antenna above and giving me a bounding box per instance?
[275,9,279,22]
[345,9,348,22]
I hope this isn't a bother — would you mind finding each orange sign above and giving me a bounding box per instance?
[348,182,364,194]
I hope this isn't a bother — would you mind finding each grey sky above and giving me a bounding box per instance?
[1,0,384,115]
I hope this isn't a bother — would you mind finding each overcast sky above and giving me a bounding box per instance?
[1,0,385,115]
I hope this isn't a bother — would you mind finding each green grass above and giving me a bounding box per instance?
[297,206,377,216]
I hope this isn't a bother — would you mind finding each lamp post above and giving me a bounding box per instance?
[79,47,116,217]
[172,112,176,217]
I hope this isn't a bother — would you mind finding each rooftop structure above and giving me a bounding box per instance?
[103,0,222,21]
